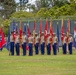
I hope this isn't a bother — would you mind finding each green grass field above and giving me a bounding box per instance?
[0,48,76,75]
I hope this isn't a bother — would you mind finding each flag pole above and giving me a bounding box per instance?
[57,22,60,52]
[33,19,36,37]
[50,19,53,50]
[66,19,70,52]
[8,24,11,56]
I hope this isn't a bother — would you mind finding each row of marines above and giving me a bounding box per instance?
[10,31,73,56]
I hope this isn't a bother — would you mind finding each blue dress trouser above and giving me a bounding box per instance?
[35,43,39,55]
[52,43,57,55]
[68,42,72,54]
[15,43,20,56]
[62,44,64,54]
[63,43,67,54]
[47,43,51,55]
[29,43,33,56]
[41,42,45,55]
[22,42,26,55]
[10,42,14,55]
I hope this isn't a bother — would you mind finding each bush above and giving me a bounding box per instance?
[3,19,10,36]
[10,11,34,18]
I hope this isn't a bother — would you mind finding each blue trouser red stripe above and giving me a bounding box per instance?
[52,43,57,55]
[68,42,72,54]
[22,42,26,56]
[10,42,14,55]
[63,43,67,54]
[35,43,39,55]
[47,43,51,55]
[15,43,20,56]
[41,42,45,55]
[29,43,33,56]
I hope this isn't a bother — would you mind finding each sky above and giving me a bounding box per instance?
[15,0,19,3]
[15,0,36,4]
[15,0,36,12]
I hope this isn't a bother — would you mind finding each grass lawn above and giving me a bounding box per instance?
[0,48,76,75]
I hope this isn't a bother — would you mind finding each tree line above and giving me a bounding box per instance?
[0,0,76,19]
[0,0,76,35]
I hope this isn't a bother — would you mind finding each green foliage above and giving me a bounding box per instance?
[3,28,8,36]
[35,0,69,11]
[48,6,59,18]
[36,8,46,18]
[3,19,10,35]
[35,0,49,11]
[74,13,76,16]
[0,18,3,26]
[40,0,49,8]
[36,2,76,19]
[0,0,16,19]
[3,19,10,27]
[53,0,69,7]
[10,11,34,18]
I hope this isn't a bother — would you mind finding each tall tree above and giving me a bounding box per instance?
[48,0,69,7]
[35,0,49,11]
[16,0,29,11]
[35,0,69,11]
[0,0,16,19]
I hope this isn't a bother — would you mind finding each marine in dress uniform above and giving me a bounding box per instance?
[15,32,20,56]
[46,33,51,55]
[68,34,73,54]
[34,33,39,55]
[28,33,34,56]
[10,32,14,55]
[22,32,27,56]
[62,33,67,54]
[52,33,58,55]
[40,32,45,55]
